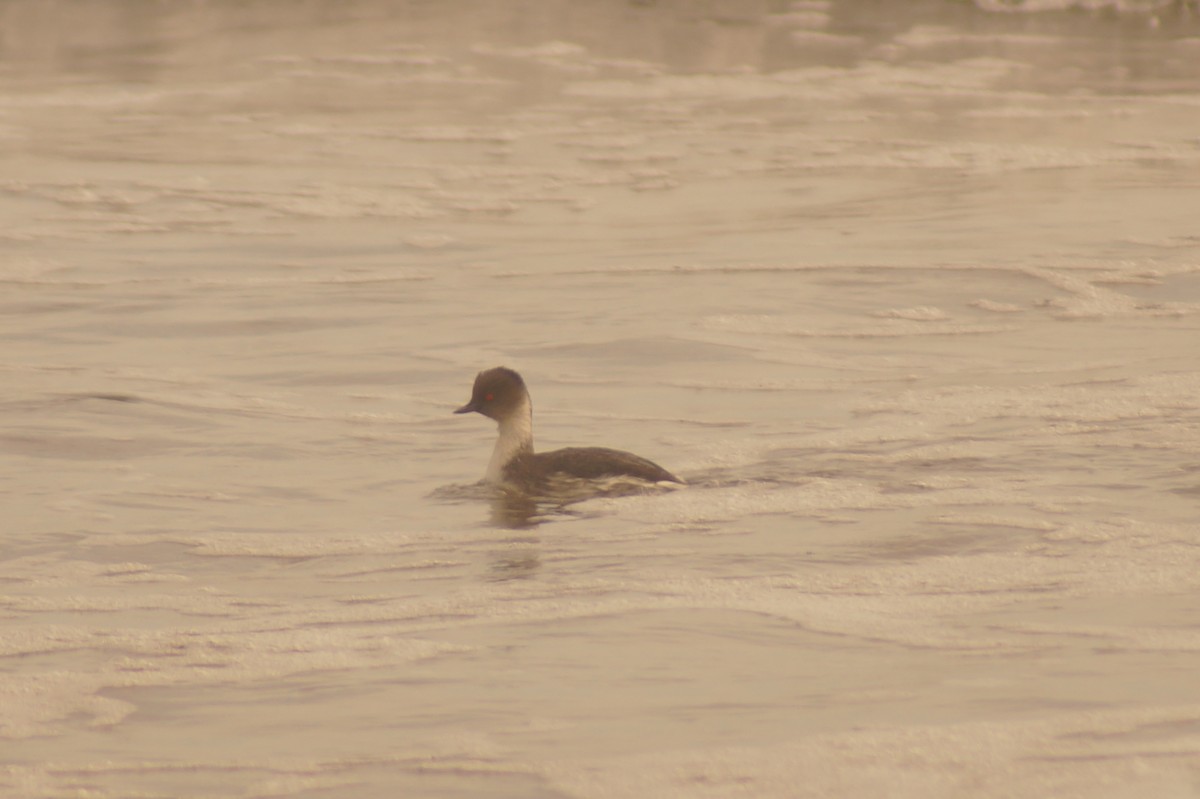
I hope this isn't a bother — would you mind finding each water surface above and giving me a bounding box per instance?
[3,1,1200,797]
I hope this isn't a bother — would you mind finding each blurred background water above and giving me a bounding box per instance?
[3,1,1200,797]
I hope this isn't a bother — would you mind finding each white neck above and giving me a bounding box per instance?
[485,395,533,484]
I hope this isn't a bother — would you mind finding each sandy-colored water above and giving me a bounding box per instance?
[4,1,1200,797]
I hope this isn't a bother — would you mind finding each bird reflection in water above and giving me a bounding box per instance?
[485,491,544,581]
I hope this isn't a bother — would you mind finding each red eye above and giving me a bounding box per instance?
[485,393,494,401]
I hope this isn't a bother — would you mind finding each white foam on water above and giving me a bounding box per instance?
[702,313,1017,338]
[970,298,1023,313]
[974,0,1176,12]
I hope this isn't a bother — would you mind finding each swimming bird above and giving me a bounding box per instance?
[454,366,681,492]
